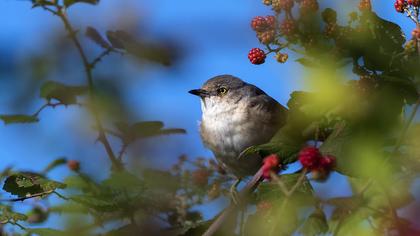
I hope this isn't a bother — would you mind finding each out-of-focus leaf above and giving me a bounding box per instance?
[257,173,314,203]
[64,0,99,8]
[143,169,180,193]
[296,58,318,67]
[85,26,111,49]
[71,195,119,212]
[27,228,67,236]
[101,171,144,190]
[3,173,65,197]
[113,121,186,144]
[0,115,39,125]
[40,81,87,105]
[299,208,328,236]
[42,157,67,174]
[0,205,28,223]
[27,206,49,224]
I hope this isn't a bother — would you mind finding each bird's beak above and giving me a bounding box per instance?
[188,89,209,97]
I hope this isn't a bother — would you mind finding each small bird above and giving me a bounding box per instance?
[189,75,288,178]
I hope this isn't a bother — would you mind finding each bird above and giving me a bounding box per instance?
[189,75,288,179]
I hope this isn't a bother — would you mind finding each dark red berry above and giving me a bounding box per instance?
[298,147,321,170]
[394,0,405,12]
[412,28,420,39]
[358,0,372,11]
[251,16,268,32]
[265,15,277,28]
[67,160,80,171]
[262,154,280,179]
[408,0,420,6]
[319,155,336,171]
[248,48,266,65]
[258,30,276,44]
[280,19,296,36]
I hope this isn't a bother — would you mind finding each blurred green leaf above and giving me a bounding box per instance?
[295,58,318,67]
[257,173,314,201]
[299,208,328,236]
[64,0,99,8]
[28,228,67,236]
[113,121,186,144]
[40,81,87,105]
[0,205,28,223]
[0,115,39,125]
[42,157,67,174]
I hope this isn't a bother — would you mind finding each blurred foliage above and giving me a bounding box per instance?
[0,0,419,235]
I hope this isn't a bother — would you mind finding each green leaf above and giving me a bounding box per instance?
[85,26,111,49]
[3,173,65,198]
[299,208,328,236]
[0,205,28,223]
[64,0,99,8]
[27,228,68,236]
[114,121,186,144]
[40,81,87,105]
[0,114,39,125]
[295,58,318,67]
[257,173,314,202]
[42,157,67,174]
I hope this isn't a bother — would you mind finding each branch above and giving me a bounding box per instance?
[51,6,123,170]
[0,190,54,202]
[203,167,264,236]
[90,47,115,69]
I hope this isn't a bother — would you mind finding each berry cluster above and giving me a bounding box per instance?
[251,15,276,32]
[394,0,406,13]
[251,15,278,45]
[262,154,281,179]
[280,19,296,36]
[358,0,372,11]
[298,147,336,180]
[300,0,319,13]
[248,48,267,64]
[408,0,420,6]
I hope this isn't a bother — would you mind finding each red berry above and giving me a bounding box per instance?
[408,0,420,6]
[67,160,80,171]
[248,48,266,65]
[300,0,319,12]
[412,28,420,39]
[280,19,296,36]
[319,155,336,171]
[191,169,210,187]
[258,30,276,44]
[394,0,405,12]
[358,0,372,11]
[262,154,280,179]
[251,16,268,32]
[265,15,277,28]
[298,147,321,170]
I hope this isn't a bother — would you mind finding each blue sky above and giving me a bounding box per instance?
[0,0,418,225]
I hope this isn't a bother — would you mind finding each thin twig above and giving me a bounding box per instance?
[52,6,123,170]
[0,190,54,202]
[90,47,114,69]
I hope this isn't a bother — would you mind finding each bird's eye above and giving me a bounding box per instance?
[217,87,228,95]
